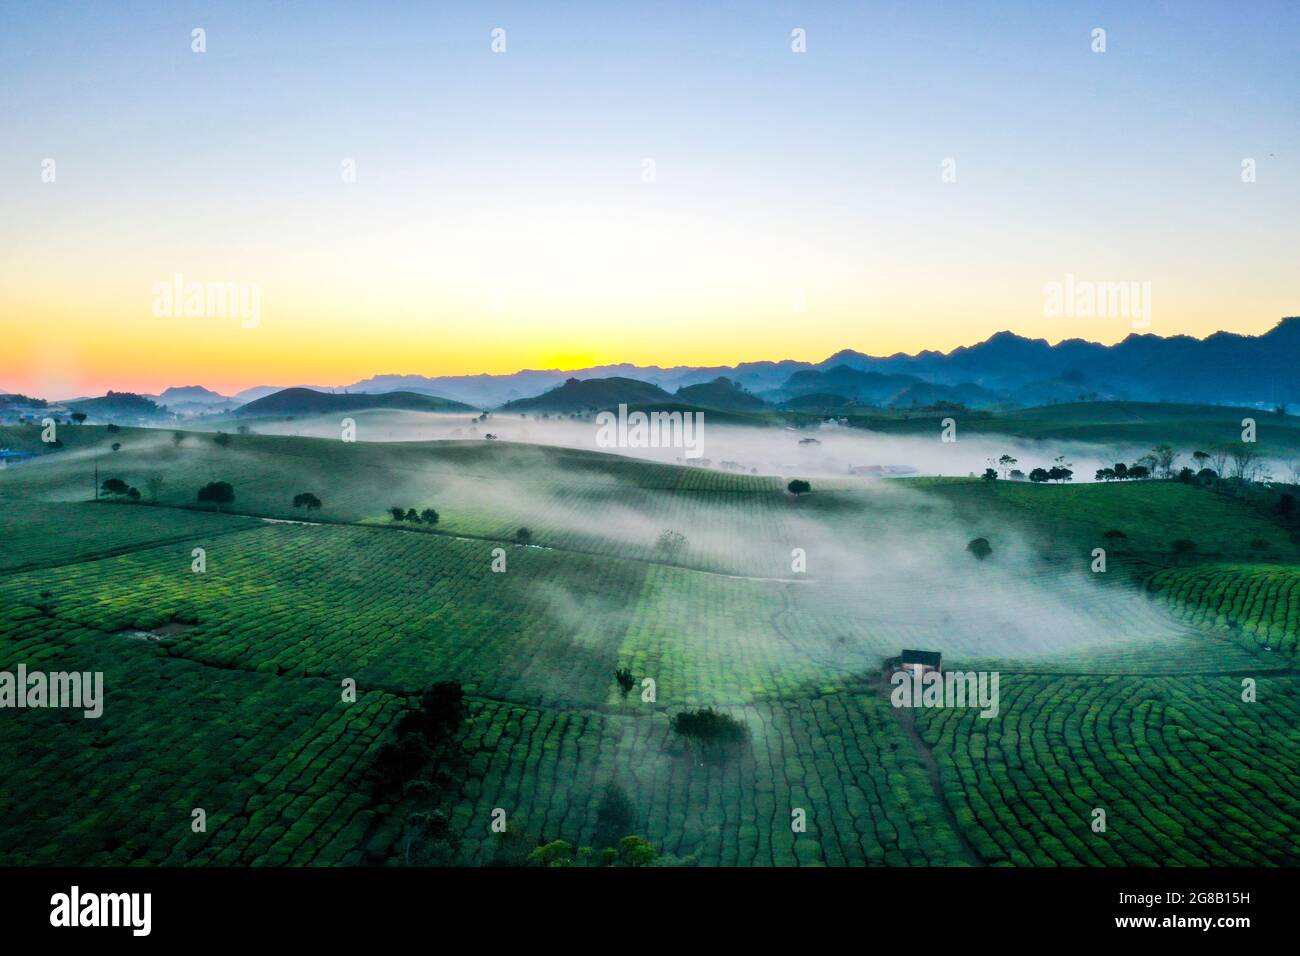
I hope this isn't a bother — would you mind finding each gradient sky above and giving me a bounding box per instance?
[2,1,1297,398]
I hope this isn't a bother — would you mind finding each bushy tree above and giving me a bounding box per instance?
[614,667,635,698]
[293,492,322,510]
[617,836,658,867]
[656,530,687,554]
[515,527,532,543]
[966,537,993,560]
[389,506,406,521]
[528,840,575,867]
[197,481,235,511]
[101,477,130,496]
[420,508,439,525]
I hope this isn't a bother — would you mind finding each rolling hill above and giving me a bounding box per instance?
[234,387,476,418]
[499,376,677,412]
[673,377,768,411]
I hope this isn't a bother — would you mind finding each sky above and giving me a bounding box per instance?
[1,0,1297,398]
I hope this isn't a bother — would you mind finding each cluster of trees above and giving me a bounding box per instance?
[378,682,469,865]
[389,506,439,525]
[669,707,748,763]
[526,834,661,868]
[1094,462,1153,481]
[100,477,140,501]
[984,455,1073,482]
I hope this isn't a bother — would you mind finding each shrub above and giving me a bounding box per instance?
[966,537,992,560]
[614,667,635,698]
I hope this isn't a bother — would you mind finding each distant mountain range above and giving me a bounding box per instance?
[324,317,1300,410]
[36,318,1300,419]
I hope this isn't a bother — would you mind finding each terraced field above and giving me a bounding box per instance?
[1150,564,1300,662]
[1,423,1297,866]
[918,675,1300,866]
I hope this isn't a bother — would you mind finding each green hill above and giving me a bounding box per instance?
[500,376,675,412]
[235,387,476,418]
[674,377,768,411]
[67,391,171,422]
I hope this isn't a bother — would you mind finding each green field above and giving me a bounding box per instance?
[1,419,1297,866]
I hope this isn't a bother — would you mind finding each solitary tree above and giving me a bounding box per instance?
[213,432,232,447]
[293,492,322,510]
[787,479,811,495]
[515,527,532,543]
[389,506,406,521]
[197,481,235,511]
[101,477,130,496]
[982,468,998,481]
[70,412,87,425]
[656,530,687,555]
[614,667,635,698]
[966,537,993,560]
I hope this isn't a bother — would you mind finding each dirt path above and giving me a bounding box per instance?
[892,704,984,866]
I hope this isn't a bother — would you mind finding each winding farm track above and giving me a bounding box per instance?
[892,704,984,866]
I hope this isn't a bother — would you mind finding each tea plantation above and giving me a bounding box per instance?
[0,423,1296,865]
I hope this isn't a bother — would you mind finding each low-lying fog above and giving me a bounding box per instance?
[229,410,1161,483]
